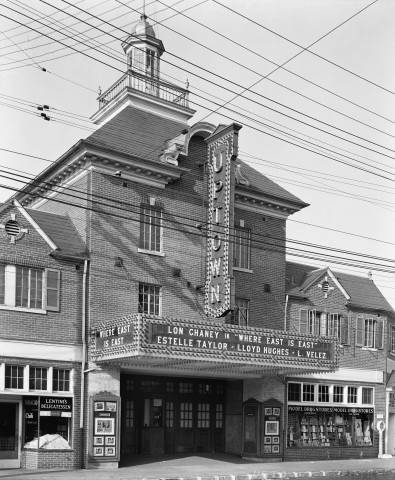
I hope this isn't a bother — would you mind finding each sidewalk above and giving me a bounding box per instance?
[1,454,395,480]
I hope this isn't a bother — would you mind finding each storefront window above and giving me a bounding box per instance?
[318,385,329,402]
[333,386,343,403]
[348,387,358,403]
[288,406,373,448]
[302,384,315,402]
[29,367,47,390]
[362,387,373,404]
[23,396,72,449]
[288,383,301,401]
[53,369,70,392]
[5,365,24,389]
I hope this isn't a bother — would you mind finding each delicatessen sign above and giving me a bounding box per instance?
[149,323,334,361]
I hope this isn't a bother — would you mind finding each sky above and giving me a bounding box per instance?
[0,0,394,307]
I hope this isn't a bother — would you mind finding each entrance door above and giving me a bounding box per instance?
[141,398,165,456]
[0,402,20,468]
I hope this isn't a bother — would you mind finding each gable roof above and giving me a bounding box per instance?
[286,261,393,313]
[26,209,87,260]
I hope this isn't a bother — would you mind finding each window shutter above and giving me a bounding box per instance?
[312,309,320,335]
[375,318,384,349]
[0,263,5,304]
[355,316,364,347]
[46,269,60,311]
[340,316,350,345]
[299,309,308,334]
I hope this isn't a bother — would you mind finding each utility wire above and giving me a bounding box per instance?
[212,0,394,95]
[2,1,394,167]
[1,166,394,272]
[55,0,395,157]
[154,0,394,133]
[198,0,380,123]
[2,3,394,185]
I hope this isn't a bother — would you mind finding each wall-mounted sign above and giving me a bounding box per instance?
[288,406,374,415]
[95,321,133,350]
[39,397,72,418]
[205,123,241,317]
[149,323,334,361]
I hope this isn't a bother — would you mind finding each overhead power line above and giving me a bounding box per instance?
[2,0,394,168]
[153,0,394,131]
[198,0,380,123]
[212,0,395,95]
[1,169,394,275]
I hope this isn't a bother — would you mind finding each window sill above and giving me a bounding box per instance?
[138,248,165,257]
[361,347,378,352]
[0,305,46,314]
[233,267,253,273]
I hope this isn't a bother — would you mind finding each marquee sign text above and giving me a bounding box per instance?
[149,324,334,361]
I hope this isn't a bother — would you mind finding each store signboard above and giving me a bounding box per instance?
[288,405,374,415]
[39,397,72,417]
[149,323,334,361]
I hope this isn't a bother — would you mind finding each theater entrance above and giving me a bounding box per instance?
[120,375,225,461]
[0,400,21,468]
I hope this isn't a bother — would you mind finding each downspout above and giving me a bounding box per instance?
[284,294,289,330]
[80,260,88,429]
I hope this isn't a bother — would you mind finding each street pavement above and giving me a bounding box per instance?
[1,454,395,479]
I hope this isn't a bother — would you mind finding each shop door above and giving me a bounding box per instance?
[0,402,20,468]
[141,398,165,456]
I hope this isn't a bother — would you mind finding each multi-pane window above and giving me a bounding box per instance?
[138,283,161,315]
[302,384,315,402]
[356,316,383,349]
[125,400,134,427]
[333,386,344,403]
[230,298,249,326]
[348,386,358,403]
[180,402,193,428]
[318,385,329,402]
[5,365,24,389]
[197,403,210,428]
[215,404,224,429]
[53,369,70,392]
[0,265,60,311]
[288,383,301,401]
[16,267,43,309]
[165,402,174,428]
[362,387,373,405]
[391,326,395,353]
[198,383,212,395]
[179,382,193,394]
[29,367,47,390]
[140,204,162,252]
[299,310,349,344]
[233,226,250,269]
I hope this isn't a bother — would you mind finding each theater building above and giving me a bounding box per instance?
[0,14,364,469]
[285,262,394,460]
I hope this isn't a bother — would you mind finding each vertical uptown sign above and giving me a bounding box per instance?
[205,123,241,317]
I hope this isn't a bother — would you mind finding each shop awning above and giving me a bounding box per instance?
[89,314,338,379]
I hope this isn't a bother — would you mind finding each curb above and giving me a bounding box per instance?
[155,470,395,480]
